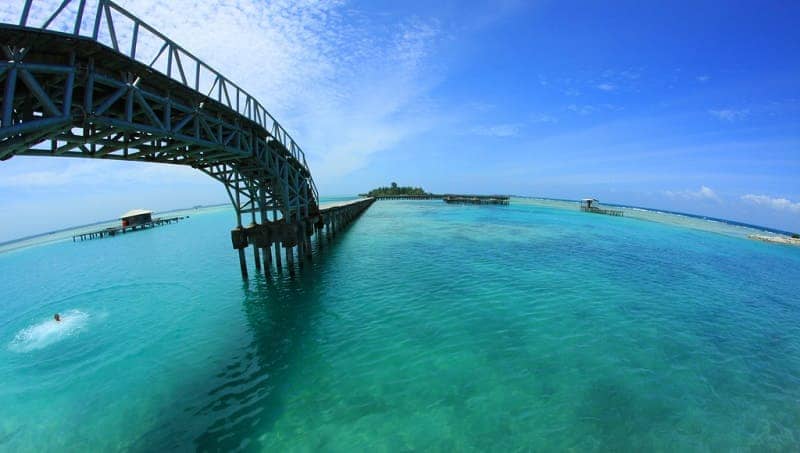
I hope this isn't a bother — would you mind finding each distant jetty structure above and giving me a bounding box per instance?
[73,209,187,241]
[358,193,511,204]
[443,195,510,205]
[580,198,624,217]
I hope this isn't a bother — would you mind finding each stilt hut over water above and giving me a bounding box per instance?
[580,198,599,210]
[580,198,623,217]
[120,209,153,227]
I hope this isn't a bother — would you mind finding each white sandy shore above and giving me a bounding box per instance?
[748,234,800,246]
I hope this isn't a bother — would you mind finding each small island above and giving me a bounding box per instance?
[359,182,440,199]
[360,183,510,205]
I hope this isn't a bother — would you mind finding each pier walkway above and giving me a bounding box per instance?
[73,215,186,241]
[443,195,510,205]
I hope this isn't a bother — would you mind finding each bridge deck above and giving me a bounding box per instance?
[318,198,374,212]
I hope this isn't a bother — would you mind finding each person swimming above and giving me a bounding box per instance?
[54,313,61,322]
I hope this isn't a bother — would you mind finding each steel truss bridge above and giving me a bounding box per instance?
[0,0,375,277]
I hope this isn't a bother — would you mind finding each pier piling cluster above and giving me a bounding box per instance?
[231,198,375,278]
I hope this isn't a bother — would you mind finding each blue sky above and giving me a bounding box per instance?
[0,0,798,240]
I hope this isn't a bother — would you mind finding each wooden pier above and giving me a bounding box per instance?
[360,193,512,204]
[231,197,376,278]
[443,195,510,205]
[73,216,187,241]
[579,198,624,217]
[580,207,624,216]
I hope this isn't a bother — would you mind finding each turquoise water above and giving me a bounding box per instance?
[1,199,799,451]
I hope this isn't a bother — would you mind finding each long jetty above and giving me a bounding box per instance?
[580,206,624,217]
[231,198,376,278]
[73,216,187,241]
[443,195,509,205]
[359,194,511,205]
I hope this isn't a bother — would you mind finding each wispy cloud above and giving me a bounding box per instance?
[472,123,523,137]
[567,104,596,115]
[597,83,616,91]
[741,194,800,213]
[566,103,620,116]
[0,0,446,186]
[709,108,749,121]
[0,160,203,188]
[697,75,710,82]
[530,114,558,124]
[664,186,721,202]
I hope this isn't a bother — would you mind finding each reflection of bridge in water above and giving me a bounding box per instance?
[0,0,374,277]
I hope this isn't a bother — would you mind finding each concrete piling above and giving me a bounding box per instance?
[237,248,248,279]
[253,245,261,272]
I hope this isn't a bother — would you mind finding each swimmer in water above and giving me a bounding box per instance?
[54,313,61,322]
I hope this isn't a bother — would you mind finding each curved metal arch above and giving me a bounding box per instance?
[0,0,319,228]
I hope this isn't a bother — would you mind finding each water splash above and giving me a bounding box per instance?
[8,310,89,353]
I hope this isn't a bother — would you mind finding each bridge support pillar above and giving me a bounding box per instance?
[231,227,248,279]
[285,245,295,276]
[238,249,248,279]
[274,242,283,271]
[262,244,271,277]
[304,221,314,259]
[296,228,305,269]
[253,244,261,272]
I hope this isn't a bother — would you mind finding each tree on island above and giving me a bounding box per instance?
[364,183,428,197]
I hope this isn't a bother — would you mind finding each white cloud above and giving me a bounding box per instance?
[530,114,557,124]
[538,75,548,86]
[664,186,721,202]
[597,83,616,91]
[741,194,800,213]
[0,159,205,188]
[567,104,596,115]
[709,108,749,121]
[697,75,710,82]
[471,123,522,137]
[0,0,446,187]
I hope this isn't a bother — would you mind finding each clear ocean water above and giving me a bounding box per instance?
[1,198,799,451]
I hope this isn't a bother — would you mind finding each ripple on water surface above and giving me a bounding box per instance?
[0,200,799,450]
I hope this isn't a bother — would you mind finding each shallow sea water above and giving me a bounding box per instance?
[1,198,799,451]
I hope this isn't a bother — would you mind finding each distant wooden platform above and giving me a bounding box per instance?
[443,195,510,205]
[580,207,624,217]
[73,216,187,241]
